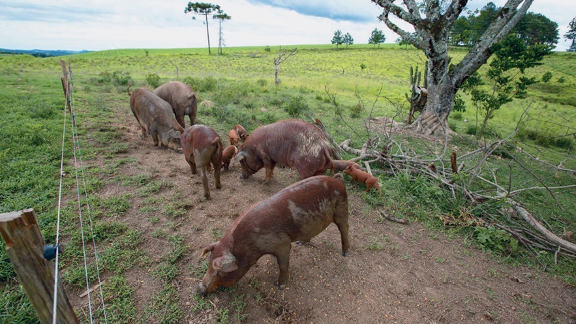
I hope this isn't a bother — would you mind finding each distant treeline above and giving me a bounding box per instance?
[0,48,91,57]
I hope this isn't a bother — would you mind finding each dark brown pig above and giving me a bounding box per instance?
[221,145,238,171]
[181,125,223,199]
[234,124,248,141]
[129,87,183,152]
[332,160,360,173]
[197,175,349,295]
[235,119,333,182]
[154,81,197,128]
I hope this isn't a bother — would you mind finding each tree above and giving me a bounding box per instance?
[513,13,559,47]
[184,2,222,55]
[332,30,344,48]
[565,17,576,52]
[274,47,298,87]
[450,5,559,48]
[463,35,551,138]
[343,33,354,48]
[368,28,385,48]
[373,0,535,136]
[213,10,231,55]
[396,34,414,49]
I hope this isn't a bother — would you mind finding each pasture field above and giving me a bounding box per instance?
[1,45,575,323]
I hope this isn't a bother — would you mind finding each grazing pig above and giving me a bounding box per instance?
[344,165,380,192]
[197,175,349,295]
[332,160,361,173]
[221,145,238,171]
[154,81,197,128]
[181,125,223,199]
[129,87,183,152]
[236,119,333,182]
[229,129,240,147]
[234,124,248,141]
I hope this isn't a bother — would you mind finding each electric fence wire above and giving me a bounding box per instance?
[67,68,108,323]
[51,77,68,324]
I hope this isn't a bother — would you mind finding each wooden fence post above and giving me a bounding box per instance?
[0,209,78,324]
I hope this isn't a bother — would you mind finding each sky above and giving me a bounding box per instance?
[0,0,573,52]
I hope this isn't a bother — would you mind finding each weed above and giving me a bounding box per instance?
[216,307,229,324]
[146,73,161,88]
[474,226,518,255]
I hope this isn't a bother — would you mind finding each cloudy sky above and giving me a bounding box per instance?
[0,0,573,52]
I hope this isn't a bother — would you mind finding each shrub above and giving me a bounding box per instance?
[541,71,553,83]
[474,226,518,254]
[183,76,218,92]
[264,46,271,52]
[360,63,367,70]
[145,73,161,88]
[558,76,566,83]
[111,71,132,87]
[350,103,363,118]
[283,96,309,117]
[98,71,112,84]
[451,112,463,121]
[256,79,267,87]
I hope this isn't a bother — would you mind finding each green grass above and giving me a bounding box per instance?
[1,45,575,322]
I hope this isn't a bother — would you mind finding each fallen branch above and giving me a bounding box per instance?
[510,202,576,254]
[379,211,408,224]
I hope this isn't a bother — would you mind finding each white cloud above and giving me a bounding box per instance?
[0,0,572,51]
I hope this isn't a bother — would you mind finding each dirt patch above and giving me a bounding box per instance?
[67,106,576,324]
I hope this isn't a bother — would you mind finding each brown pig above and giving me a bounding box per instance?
[221,145,238,171]
[154,81,197,128]
[332,160,361,173]
[234,124,248,141]
[229,129,240,147]
[129,87,183,152]
[344,165,380,192]
[197,175,349,295]
[181,125,223,199]
[235,119,333,182]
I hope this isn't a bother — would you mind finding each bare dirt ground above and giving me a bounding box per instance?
[67,104,576,324]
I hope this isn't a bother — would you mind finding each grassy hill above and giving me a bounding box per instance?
[1,45,575,323]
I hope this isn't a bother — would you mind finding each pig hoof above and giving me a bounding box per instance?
[274,282,286,290]
[342,252,349,257]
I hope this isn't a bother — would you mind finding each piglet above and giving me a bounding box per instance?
[344,165,380,192]
[182,125,223,199]
[221,145,238,171]
[229,129,240,147]
[234,124,248,141]
[332,160,360,173]
[197,175,350,295]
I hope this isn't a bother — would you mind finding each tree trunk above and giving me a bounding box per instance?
[274,63,280,87]
[204,13,211,55]
[409,31,456,137]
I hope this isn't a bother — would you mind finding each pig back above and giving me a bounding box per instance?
[154,81,197,116]
[239,119,332,177]
[230,176,348,246]
[130,88,182,132]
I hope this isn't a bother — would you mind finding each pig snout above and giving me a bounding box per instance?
[196,282,207,296]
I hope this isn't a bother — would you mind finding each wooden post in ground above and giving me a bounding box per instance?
[0,209,78,324]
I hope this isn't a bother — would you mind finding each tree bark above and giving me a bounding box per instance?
[204,13,211,55]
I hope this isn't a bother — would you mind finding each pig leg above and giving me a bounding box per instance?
[140,126,147,138]
[273,239,292,289]
[186,153,197,174]
[151,131,160,147]
[199,165,211,199]
[334,203,350,256]
[176,114,185,129]
[264,161,277,183]
[211,155,222,189]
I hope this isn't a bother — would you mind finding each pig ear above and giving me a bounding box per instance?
[213,253,238,273]
[187,93,196,100]
[234,152,245,164]
[201,243,217,258]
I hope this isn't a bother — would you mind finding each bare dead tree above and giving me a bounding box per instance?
[273,47,297,87]
[372,0,534,136]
